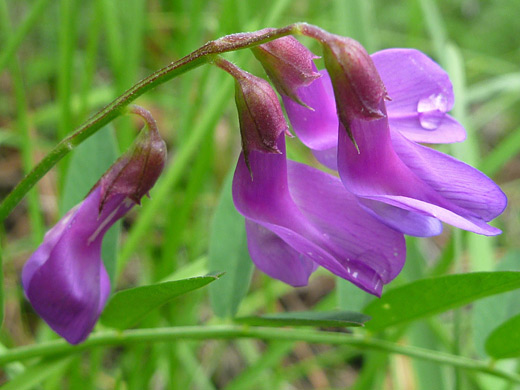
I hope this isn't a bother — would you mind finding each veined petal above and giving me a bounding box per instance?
[361,194,502,236]
[287,160,406,285]
[312,146,338,170]
[357,198,443,237]
[245,220,317,287]
[388,114,466,144]
[233,136,406,295]
[283,70,338,151]
[372,49,466,144]
[390,129,507,223]
[22,187,133,344]
[337,108,504,236]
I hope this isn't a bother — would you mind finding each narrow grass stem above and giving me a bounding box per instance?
[0,325,516,383]
[0,23,313,221]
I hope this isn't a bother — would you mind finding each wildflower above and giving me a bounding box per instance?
[283,47,507,236]
[219,56,406,296]
[22,107,166,344]
[232,135,405,296]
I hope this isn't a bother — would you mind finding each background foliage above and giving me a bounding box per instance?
[0,0,519,388]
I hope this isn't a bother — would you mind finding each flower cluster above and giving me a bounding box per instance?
[22,28,507,345]
[225,34,506,295]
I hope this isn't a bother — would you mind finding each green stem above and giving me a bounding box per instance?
[0,23,306,222]
[0,325,517,383]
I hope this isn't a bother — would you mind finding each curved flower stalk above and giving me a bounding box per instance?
[22,107,166,344]
[280,44,506,237]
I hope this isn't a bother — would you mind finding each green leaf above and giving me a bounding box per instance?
[234,311,370,328]
[2,357,72,390]
[61,125,120,283]
[100,273,222,329]
[208,170,254,318]
[473,252,520,356]
[364,272,520,332]
[485,313,520,359]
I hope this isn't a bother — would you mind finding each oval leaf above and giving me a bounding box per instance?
[485,314,520,359]
[473,252,520,356]
[364,272,520,332]
[209,170,254,318]
[234,311,370,328]
[101,273,222,329]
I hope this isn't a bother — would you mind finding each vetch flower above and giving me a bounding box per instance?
[219,56,406,296]
[232,135,406,296]
[22,106,166,344]
[282,46,507,236]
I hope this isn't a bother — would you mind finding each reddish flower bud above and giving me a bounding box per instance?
[252,36,321,108]
[319,32,387,124]
[98,107,167,211]
[216,58,289,172]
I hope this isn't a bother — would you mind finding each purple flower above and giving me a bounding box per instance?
[232,136,406,296]
[223,39,405,296]
[22,110,166,344]
[22,188,133,344]
[283,48,507,237]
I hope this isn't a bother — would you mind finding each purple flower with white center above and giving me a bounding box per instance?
[219,54,406,296]
[282,47,507,237]
[22,107,166,344]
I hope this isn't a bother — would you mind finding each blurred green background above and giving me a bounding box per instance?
[0,0,519,388]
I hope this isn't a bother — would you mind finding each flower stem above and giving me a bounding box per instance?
[0,325,516,382]
[0,23,305,222]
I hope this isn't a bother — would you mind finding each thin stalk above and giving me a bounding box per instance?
[0,23,308,221]
[0,325,517,383]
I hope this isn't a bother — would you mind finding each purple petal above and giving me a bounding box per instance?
[283,70,338,151]
[287,160,406,286]
[337,108,505,236]
[388,114,466,144]
[245,220,317,287]
[372,49,466,143]
[312,146,338,170]
[22,187,133,344]
[357,198,443,237]
[233,135,406,295]
[390,129,507,224]
[360,194,502,236]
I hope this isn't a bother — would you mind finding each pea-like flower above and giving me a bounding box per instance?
[220,53,406,296]
[22,107,166,344]
[232,136,406,296]
[282,46,507,237]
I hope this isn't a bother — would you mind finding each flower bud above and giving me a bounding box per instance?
[216,59,289,172]
[252,36,321,107]
[320,32,387,124]
[98,110,167,211]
